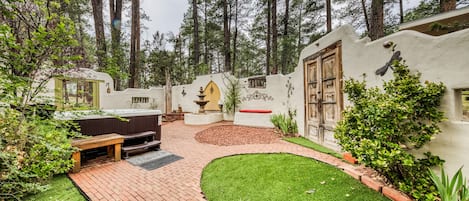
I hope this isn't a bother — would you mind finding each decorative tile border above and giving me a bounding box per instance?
[241,90,274,102]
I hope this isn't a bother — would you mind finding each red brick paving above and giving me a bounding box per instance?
[69,120,409,201]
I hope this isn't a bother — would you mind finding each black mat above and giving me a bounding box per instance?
[126,150,183,171]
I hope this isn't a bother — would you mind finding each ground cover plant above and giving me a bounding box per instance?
[25,174,85,201]
[284,137,342,159]
[201,153,390,201]
[334,59,446,200]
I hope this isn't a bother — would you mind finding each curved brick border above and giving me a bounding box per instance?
[69,121,412,201]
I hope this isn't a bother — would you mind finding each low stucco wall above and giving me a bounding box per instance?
[101,87,165,111]
[292,25,469,176]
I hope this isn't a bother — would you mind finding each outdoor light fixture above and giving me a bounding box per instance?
[106,83,111,94]
[181,87,186,96]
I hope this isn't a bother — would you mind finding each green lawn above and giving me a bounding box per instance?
[284,137,343,159]
[25,174,85,201]
[201,153,389,201]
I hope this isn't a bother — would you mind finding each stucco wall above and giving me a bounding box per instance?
[42,68,165,111]
[101,87,165,111]
[292,25,469,176]
[171,73,294,116]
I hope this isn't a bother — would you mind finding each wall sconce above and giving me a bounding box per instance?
[106,83,111,94]
[181,87,186,96]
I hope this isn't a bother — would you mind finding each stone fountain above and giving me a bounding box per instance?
[184,86,223,125]
[194,87,209,113]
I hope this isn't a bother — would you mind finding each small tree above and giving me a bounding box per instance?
[335,60,446,200]
[223,76,242,114]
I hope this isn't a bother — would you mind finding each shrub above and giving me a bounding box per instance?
[334,60,446,200]
[271,110,298,136]
[0,108,79,200]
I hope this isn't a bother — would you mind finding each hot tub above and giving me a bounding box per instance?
[55,109,162,140]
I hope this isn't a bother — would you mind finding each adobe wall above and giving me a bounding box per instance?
[292,25,469,176]
[43,68,165,111]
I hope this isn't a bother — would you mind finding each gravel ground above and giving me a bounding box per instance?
[194,125,281,146]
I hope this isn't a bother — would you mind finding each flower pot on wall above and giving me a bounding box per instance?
[343,152,358,164]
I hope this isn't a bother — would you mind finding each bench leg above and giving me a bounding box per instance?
[71,151,81,173]
[114,143,122,161]
[107,145,114,158]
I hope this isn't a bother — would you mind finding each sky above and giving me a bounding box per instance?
[139,0,421,42]
[140,0,189,42]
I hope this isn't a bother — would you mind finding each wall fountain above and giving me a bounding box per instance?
[184,86,223,125]
[194,87,209,113]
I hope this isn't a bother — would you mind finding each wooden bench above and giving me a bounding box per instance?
[71,133,124,173]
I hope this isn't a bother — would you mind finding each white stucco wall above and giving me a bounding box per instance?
[172,73,230,113]
[171,72,295,116]
[292,25,469,176]
[101,87,165,111]
[42,68,165,111]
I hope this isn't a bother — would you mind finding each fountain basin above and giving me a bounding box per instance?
[184,112,223,125]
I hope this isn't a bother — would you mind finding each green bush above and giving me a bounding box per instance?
[271,110,298,136]
[334,60,446,200]
[0,108,79,200]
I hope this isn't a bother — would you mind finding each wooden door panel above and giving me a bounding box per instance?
[304,43,342,150]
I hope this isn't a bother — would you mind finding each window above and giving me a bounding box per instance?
[55,78,100,109]
[248,76,266,88]
[462,89,469,121]
[132,97,149,103]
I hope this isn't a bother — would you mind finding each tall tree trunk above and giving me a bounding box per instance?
[110,0,122,90]
[361,0,370,33]
[266,0,271,75]
[129,0,140,88]
[440,0,456,12]
[399,0,404,23]
[223,0,231,73]
[281,0,289,74]
[326,0,332,33]
[233,0,238,76]
[203,0,208,66]
[91,0,106,70]
[272,0,278,74]
[192,0,200,69]
[297,3,302,52]
[369,0,384,40]
[165,64,172,114]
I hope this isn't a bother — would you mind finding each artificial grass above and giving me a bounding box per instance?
[25,174,86,201]
[284,137,343,159]
[201,153,389,201]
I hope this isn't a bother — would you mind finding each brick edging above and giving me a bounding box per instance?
[338,165,413,201]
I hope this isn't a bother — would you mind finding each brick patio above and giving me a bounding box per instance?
[68,120,406,201]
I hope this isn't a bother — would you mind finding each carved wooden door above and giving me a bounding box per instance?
[304,43,342,150]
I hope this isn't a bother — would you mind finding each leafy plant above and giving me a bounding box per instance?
[334,59,446,200]
[0,1,80,200]
[429,166,469,201]
[271,109,298,136]
[223,76,242,114]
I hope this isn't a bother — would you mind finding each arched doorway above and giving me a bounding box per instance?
[203,81,221,111]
